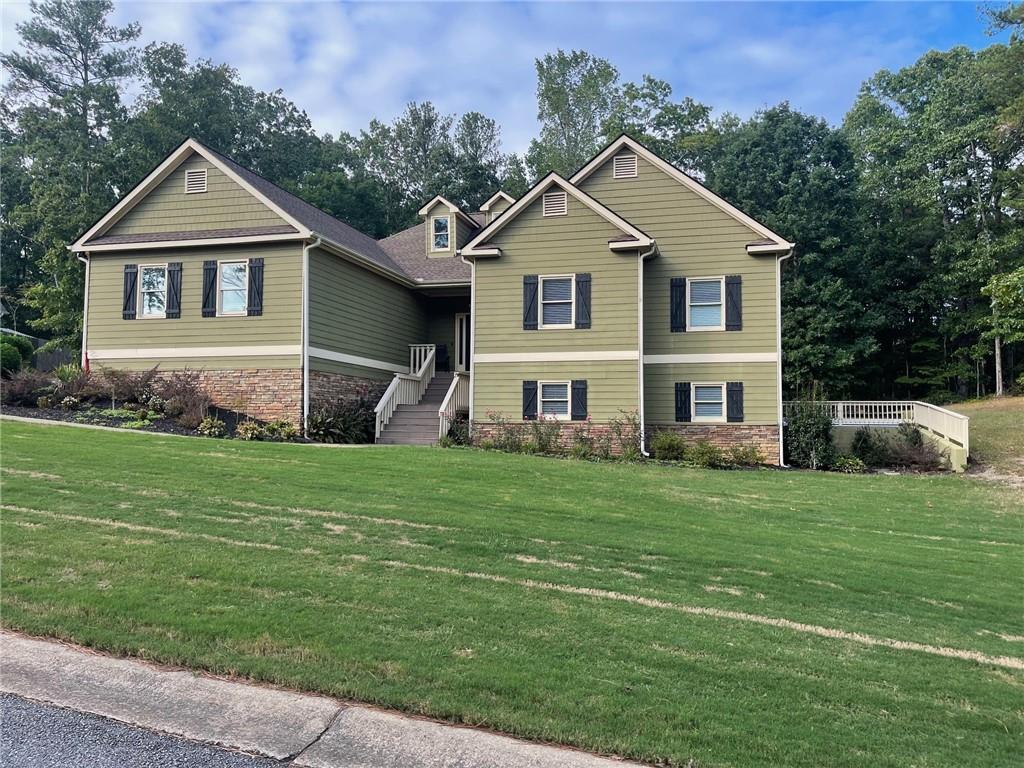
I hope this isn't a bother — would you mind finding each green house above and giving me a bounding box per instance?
[71,135,793,462]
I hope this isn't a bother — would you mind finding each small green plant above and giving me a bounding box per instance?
[52,363,82,383]
[121,418,153,430]
[832,455,867,473]
[1,343,22,377]
[235,420,267,441]
[1017,371,1024,392]
[197,416,227,438]
[265,419,299,441]
[610,409,642,461]
[146,394,166,413]
[2,333,35,365]
[688,440,726,468]
[59,395,80,410]
[728,445,763,467]
[651,431,687,461]
[36,395,52,409]
[568,418,594,459]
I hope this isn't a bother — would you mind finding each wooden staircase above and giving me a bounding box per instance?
[377,371,455,445]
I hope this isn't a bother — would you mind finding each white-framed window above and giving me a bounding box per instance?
[542,190,568,217]
[218,260,248,316]
[613,153,638,179]
[539,381,571,420]
[139,264,168,319]
[431,215,450,251]
[692,383,726,423]
[687,276,725,331]
[185,168,208,194]
[539,274,574,328]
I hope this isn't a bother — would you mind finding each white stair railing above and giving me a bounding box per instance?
[374,344,436,440]
[438,372,470,440]
[782,400,969,455]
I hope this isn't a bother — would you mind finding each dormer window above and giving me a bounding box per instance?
[542,191,567,217]
[613,154,638,179]
[185,168,208,194]
[431,216,450,251]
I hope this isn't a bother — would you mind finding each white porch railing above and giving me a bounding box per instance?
[783,400,969,455]
[438,372,470,440]
[374,344,436,440]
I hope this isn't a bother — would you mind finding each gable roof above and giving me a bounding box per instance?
[417,195,477,227]
[377,223,472,284]
[479,190,515,211]
[570,134,795,252]
[460,173,653,258]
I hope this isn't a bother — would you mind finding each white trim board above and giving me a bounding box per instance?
[308,347,407,373]
[475,350,640,363]
[89,345,301,360]
[644,353,778,364]
[78,233,305,253]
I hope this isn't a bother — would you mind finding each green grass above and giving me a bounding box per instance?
[1,419,1022,767]
[955,396,1024,477]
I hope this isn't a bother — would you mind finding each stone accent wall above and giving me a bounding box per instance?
[471,421,632,456]
[648,424,781,465]
[158,368,303,425]
[308,370,388,411]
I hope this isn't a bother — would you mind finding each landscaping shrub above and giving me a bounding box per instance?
[442,414,470,447]
[1,343,22,377]
[889,423,947,471]
[197,416,227,438]
[1017,371,1024,392]
[688,440,727,468]
[264,419,299,441]
[306,388,377,443]
[157,369,212,429]
[610,409,642,461]
[36,395,52,409]
[235,421,267,441]
[59,395,80,410]
[482,411,524,453]
[1,333,35,365]
[1,369,53,405]
[785,399,836,469]
[728,445,763,467]
[651,431,687,461]
[568,419,594,459]
[851,428,892,467]
[529,416,563,454]
[97,365,160,405]
[52,365,98,401]
[833,455,867,474]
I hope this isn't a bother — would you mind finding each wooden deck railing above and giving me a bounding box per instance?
[438,372,470,440]
[783,400,969,454]
[374,344,436,439]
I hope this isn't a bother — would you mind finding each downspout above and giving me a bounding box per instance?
[302,236,322,434]
[637,241,657,457]
[78,253,90,368]
[458,250,476,437]
[776,250,793,467]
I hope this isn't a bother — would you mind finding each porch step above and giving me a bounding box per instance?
[376,370,457,446]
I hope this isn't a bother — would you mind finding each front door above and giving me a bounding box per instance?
[455,313,471,372]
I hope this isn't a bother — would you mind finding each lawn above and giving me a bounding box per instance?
[956,396,1024,478]
[1,419,1021,767]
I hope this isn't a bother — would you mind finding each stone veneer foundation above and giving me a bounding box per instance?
[171,368,303,425]
[648,424,781,465]
[471,421,627,456]
[308,370,388,411]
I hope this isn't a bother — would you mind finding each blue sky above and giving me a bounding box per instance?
[1,1,1008,154]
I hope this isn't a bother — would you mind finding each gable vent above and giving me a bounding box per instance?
[185,168,208,194]
[613,154,638,179]
[542,190,568,217]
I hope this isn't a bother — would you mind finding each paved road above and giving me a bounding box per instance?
[0,694,280,768]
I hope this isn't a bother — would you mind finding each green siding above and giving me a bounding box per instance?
[455,215,475,250]
[578,151,779,355]
[473,193,640,354]
[85,242,302,370]
[644,362,778,425]
[107,154,287,236]
[424,297,470,368]
[473,361,638,422]
[308,247,427,373]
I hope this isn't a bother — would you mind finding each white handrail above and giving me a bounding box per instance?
[438,372,470,440]
[782,400,969,454]
[374,345,436,439]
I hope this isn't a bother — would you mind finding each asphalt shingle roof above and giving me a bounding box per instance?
[377,223,472,283]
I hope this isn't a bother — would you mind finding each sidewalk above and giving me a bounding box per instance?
[0,632,644,767]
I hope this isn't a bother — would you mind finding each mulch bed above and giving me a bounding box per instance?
[2,404,198,436]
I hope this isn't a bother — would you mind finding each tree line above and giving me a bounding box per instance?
[3,0,1022,401]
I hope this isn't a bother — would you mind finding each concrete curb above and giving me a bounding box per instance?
[0,632,645,767]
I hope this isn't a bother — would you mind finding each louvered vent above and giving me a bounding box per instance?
[185,168,208,194]
[613,154,638,179]
[542,190,568,217]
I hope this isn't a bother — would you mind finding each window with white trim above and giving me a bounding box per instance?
[185,168,208,194]
[139,265,167,318]
[613,153,638,179]
[687,276,724,330]
[542,191,567,217]
[431,216,450,250]
[539,274,574,328]
[218,261,248,316]
[692,383,726,422]
[540,381,570,419]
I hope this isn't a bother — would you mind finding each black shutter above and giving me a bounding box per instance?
[166,262,182,319]
[202,261,217,317]
[575,273,591,329]
[725,275,742,331]
[675,382,691,422]
[523,275,538,330]
[122,264,137,320]
[522,380,538,420]
[727,382,744,422]
[571,380,588,420]
[670,277,686,332]
[247,257,264,316]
